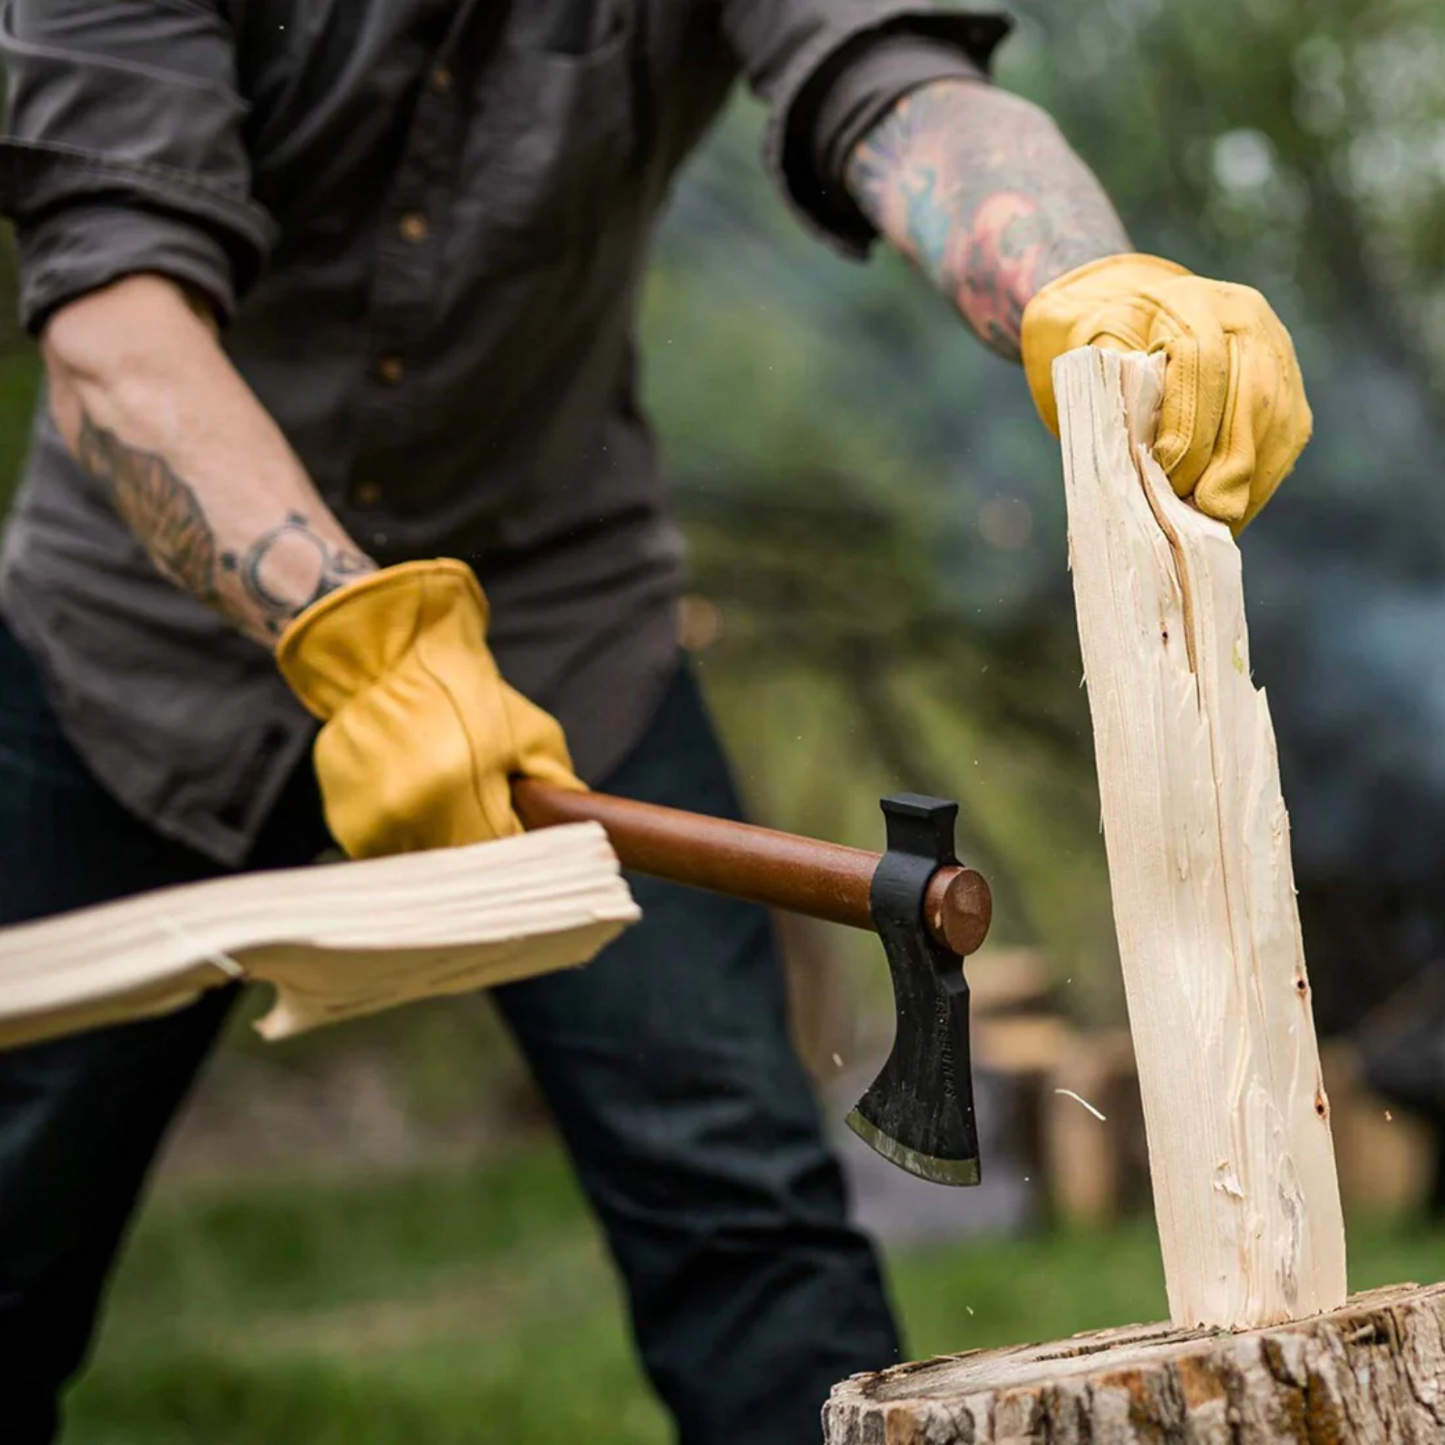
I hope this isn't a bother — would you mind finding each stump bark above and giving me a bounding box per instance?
[823,1283,1445,1444]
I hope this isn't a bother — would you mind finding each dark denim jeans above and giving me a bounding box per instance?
[0,622,900,1443]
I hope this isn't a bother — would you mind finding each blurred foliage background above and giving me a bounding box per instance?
[6,0,1445,1439]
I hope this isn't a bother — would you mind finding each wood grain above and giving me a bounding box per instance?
[1053,348,1345,1329]
[0,823,638,1046]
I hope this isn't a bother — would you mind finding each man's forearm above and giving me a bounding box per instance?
[43,275,374,648]
[846,80,1132,361]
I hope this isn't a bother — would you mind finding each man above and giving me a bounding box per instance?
[0,0,1310,1439]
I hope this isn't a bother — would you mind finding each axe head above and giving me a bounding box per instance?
[845,795,981,1186]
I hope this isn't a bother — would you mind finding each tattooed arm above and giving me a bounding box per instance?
[847,81,1131,361]
[41,274,374,648]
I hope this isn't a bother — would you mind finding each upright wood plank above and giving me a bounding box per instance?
[1054,347,1345,1329]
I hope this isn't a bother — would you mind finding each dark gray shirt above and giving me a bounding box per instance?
[0,0,1007,865]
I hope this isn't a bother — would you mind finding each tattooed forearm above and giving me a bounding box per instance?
[847,81,1132,360]
[222,514,374,635]
[77,412,374,642]
[77,413,221,604]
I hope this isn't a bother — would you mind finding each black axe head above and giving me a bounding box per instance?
[846,795,981,1186]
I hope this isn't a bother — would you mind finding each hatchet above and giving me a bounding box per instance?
[514,780,993,1186]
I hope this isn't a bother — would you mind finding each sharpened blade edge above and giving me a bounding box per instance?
[844,1108,981,1187]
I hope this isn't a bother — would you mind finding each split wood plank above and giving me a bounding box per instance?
[0,822,638,1047]
[824,1282,1445,1444]
[1054,347,1345,1330]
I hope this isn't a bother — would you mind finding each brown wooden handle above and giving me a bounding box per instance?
[512,779,992,957]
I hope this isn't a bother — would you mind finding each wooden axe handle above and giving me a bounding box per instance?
[512,779,992,957]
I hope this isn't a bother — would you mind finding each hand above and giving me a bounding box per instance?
[276,559,584,858]
[1020,254,1312,531]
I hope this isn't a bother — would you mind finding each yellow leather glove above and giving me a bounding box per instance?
[1020,253,1311,531]
[276,559,584,859]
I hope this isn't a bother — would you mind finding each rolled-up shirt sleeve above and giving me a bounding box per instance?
[718,1,1012,257]
[0,0,275,332]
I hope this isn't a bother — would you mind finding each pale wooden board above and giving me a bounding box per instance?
[0,822,639,1046]
[1053,348,1345,1330]
[824,1282,1445,1443]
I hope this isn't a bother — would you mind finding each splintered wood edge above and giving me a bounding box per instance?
[1051,346,1345,1331]
[0,822,639,1050]
[824,1283,1445,1444]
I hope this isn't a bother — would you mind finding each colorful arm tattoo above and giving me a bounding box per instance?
[847,81,1132,361]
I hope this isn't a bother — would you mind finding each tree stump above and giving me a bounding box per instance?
[823,1283,1445,1444]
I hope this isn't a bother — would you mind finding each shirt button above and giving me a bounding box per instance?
[351,481,384,509]
[377,355,405,384]
[429,64,453,94]
[399,211,430,244]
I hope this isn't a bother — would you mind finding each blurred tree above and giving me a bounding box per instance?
[640,0,1445,1031]
[1028,0,1445,1027]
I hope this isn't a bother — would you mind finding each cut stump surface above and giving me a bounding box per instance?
[824,1282,1445,1444]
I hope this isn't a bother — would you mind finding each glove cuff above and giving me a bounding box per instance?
[1028,252,1189,308]
[276,558,489,721]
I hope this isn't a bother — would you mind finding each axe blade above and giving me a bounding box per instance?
[846,795,981,1187]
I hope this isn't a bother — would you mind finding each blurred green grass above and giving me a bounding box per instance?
[67,1144,1445,1445]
